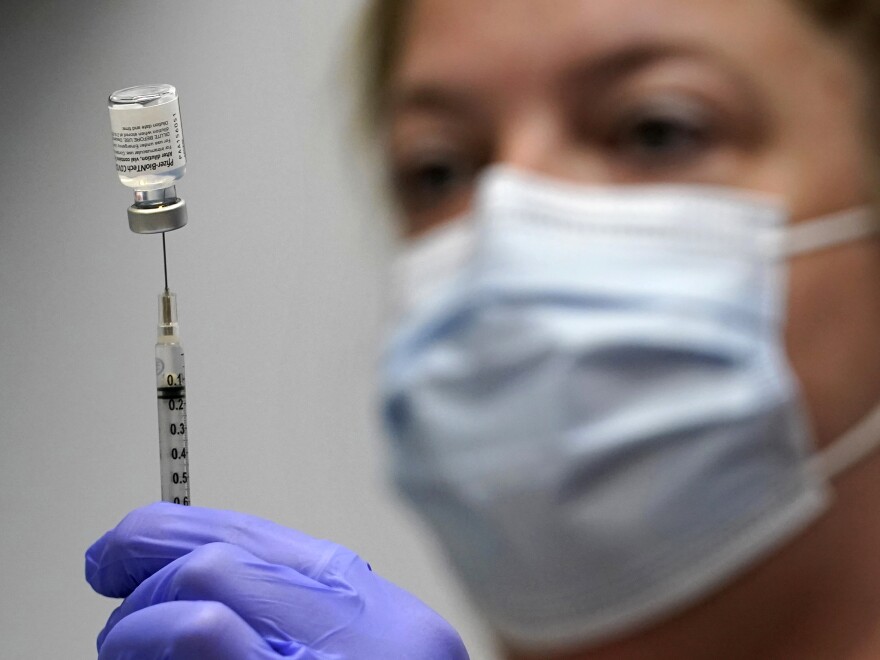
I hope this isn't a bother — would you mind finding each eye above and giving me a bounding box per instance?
[391,151,478,217]
[611,99,716,169]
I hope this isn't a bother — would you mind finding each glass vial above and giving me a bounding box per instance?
[108,84,187,192]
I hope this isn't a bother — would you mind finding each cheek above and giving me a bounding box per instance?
[770,79,878,446]
[767,62,874,218]
[784,127,872,221]
[723,80,873,221]
[785,242,880,448]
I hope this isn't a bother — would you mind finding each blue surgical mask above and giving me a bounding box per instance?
[381,166,880,650]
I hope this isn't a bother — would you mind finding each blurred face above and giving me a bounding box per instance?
[384,0,880,446]
[386,0,873,231]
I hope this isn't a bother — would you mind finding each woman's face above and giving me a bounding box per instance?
[386,0,872,231]
[384,0,880,446]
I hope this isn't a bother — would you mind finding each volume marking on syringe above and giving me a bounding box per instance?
[157,387,186,400]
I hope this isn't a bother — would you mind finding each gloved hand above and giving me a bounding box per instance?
[86,503,469,659]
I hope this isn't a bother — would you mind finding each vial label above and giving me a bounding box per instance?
[109,97,187,190]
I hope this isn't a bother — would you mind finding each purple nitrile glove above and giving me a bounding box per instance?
[86,503,469,659]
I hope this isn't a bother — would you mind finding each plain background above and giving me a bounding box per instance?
[0,1,496,657]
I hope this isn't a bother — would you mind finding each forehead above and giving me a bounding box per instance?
[393,0,830,91]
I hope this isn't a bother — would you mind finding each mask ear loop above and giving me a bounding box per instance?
[784,207,880,257]
[813,402,880,480]
[790,207,880,479]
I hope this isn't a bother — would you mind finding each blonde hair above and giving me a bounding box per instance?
[357,0,410,128]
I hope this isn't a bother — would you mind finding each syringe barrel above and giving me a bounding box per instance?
[156,340,190,504]
[155,290,189,505]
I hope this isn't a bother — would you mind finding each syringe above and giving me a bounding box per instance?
[155,263,190,504]
[107,84,192,504]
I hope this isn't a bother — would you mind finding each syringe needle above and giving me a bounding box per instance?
[162,232,169,291]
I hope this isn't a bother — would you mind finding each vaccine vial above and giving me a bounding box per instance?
[108,84,188,233]
[109,84,186,190]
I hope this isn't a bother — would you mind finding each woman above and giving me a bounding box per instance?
[86,1,880,658]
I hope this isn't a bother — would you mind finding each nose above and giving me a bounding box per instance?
[494,104,610,185]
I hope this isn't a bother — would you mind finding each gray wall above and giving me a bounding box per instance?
[0,1,494,657]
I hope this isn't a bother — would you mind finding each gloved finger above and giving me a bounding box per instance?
[98,600,283,660]
[98,542,362,653]
[86,502,357,598]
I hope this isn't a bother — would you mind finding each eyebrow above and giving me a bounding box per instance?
[386,41,756,121]
[563,42,754,93]
[386,84,485,124]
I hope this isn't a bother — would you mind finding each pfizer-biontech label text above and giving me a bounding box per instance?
[109,86,186,191]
